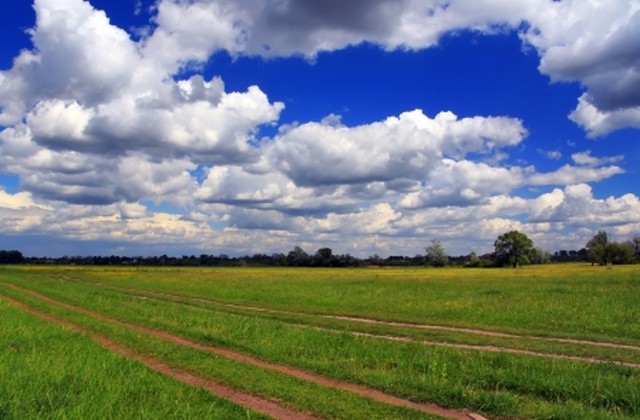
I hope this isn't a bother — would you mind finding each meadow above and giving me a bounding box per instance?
[1,264,639,419]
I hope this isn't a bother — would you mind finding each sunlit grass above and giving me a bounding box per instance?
[0,299,261,419]
[2,264,639,418]
[0,286,439,420]
[10,264,638,342]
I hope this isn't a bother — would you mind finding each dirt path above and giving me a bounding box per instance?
[325,315,640,352]
[60,277,640,353]
[101,283,640,363]
[1,283,486,420]
[344,330,640,369]
[92,281,640,353]
[0,293,316,420]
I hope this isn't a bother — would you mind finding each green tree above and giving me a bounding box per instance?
[608,242,634,265]
[425,239,448,267]
[286,246,309,266]
[529,247,551,264]
[493,231,534,267]
[314,247,334,266]
[627,235,640,263]
[465,251,480,267]
[586,230,609,265]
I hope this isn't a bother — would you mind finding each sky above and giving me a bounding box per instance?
[1,0,639,258]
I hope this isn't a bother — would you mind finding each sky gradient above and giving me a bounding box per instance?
[1,0,639,257]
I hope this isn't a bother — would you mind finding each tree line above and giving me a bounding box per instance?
[1,230,639,267]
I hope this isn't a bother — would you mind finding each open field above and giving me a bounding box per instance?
[1,264,639,419]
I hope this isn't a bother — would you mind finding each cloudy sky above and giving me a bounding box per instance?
[1,0,639,258]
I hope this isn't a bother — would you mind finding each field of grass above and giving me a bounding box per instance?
[1,263,639,419]
[0,298,262,419]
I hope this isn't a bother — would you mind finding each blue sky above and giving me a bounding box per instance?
[1,0,639,257]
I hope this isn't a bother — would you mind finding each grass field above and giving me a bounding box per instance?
[1,264,639,419]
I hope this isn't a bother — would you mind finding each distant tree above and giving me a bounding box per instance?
[316,247,333,260]
[314,247,334,266]
[608,242,634,265]
[0,250,24,264]
[466,251,480,267]
[627,235,640,263]
[529,247,551,264]
[287,246,309,266]
[425,239,448,267]
[586,231,610,265]
[493,231,534,267]
[368,254,382,266]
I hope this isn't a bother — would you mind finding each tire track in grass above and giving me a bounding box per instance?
[342,330,640,369]
[59,277,640,353]
[0,293,315,420]
[49,277,640,370]
[140,287,640,353]
[325,315,640,353]
[2,283,486,420]
[81,281,640,365]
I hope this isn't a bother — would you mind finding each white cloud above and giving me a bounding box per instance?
[521,1,640,135]
[267,109,526,187]
[132,0,640,135]
[0,0,638,257]
[27,100,94,149]
[0,189,41,210]
[569,94,640,137]
[0,0,142,125]
[571,150,623,167]
[539,149,562,160]
[528,164,624,186]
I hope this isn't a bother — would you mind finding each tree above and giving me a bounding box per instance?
[425,239,448,267]
[0,250,24,264]
[529,247,551,265]
[608,242,634,265]
[466,251,480,267]
[493,231,534,268]
[627,235,640,263]
[314,247,334,266]
[286,246,309,266]
[586,231,609,265]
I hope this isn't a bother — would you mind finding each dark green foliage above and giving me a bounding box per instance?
[0,250,23,264]
[425,239,448,267]
[586,231,635,265]
[493,231,534,268]
[587,230,610,265]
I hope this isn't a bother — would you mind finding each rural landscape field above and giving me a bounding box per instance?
[1,264,639,419]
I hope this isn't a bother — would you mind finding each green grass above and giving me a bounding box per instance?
[65,279,640,366]
[0,299,261,419]
[0,286,438,420]
[12,264,638,343]
[1,264,639,419]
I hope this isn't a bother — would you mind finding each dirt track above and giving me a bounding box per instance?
[0,293,316,420]
[1,283,486,420]
[93,282,640,368]
[100,281,640,353]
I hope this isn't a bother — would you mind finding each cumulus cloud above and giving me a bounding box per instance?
[568,94,640,137]
[519,1,640,135]
[0,0,638,257]
[0,0,284,205]
[571,150,623,167]
[266,109,526,187]
[102,0,640,135]
[0,189,42,210]
[0,0,141,125]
